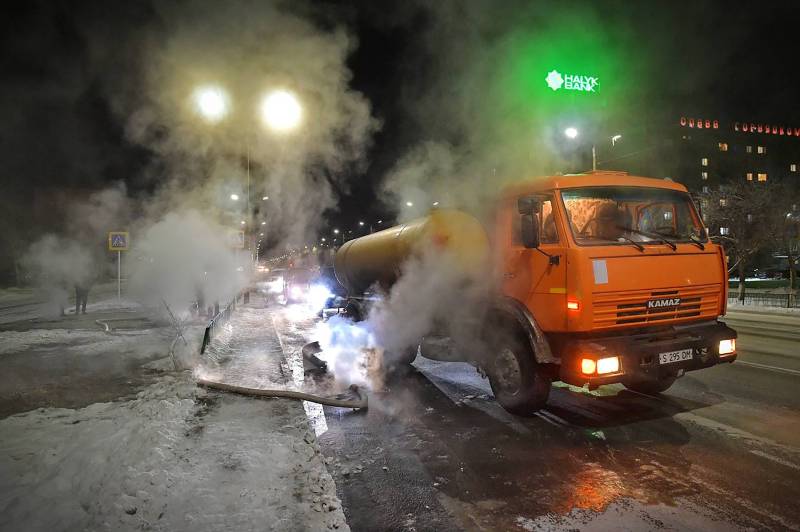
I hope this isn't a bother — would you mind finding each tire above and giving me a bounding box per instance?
[487,329,551,416]
[623,376,677,395]
[382,345,418,377]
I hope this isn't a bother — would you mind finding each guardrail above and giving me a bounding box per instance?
[200,290,252,355]
[728,292,799,308]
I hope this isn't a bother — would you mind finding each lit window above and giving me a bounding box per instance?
[757,146,766,154]
[701,158,709,166]
[746,146,752,153]
[719,198,728,207]
[718,142,728,151]
[701,171,708,180]
[791,164,797,172]
[746,172,753,181]
[720,227,730,235]
[757,173,768,182]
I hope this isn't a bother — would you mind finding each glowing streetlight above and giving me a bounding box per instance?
[359,221,365,226]
[230,193,239,201]
[333,229,340,234]
[240,220,246,225]
[406,201,414,207]
[192,85,229,123]
[262,196,269,201]
[321,237,327,242]
[564,127,579,139]
[261,221,266,226]
[260,89,302,132]
[611,134,622,146]
[432,201,439,206]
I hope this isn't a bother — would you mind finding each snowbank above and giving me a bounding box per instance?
[0,374,349,531]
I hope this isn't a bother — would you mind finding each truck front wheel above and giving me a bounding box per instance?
[487,332,551,416]
[623,376,677,395]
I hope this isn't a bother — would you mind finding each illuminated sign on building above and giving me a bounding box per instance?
[680,117,719,129]
[680,117,800,137]
[545,70,599,93]
[734,122,800,136]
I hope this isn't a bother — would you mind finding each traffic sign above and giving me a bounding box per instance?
[108,231,129,251]
[228,230,245,249]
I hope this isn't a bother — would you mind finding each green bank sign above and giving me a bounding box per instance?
[545,69,599,93]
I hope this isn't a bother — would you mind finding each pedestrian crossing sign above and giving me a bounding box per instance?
[108,231,129,251]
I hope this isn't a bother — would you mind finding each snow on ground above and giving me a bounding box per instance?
[0,328,172,357]
[0,373,348,532]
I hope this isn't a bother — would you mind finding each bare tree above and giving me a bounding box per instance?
[702,181,782,302]
[770,184,800,303]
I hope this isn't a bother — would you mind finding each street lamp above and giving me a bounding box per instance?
[230,193,239,201]
[611,134,622,146]
[359,221,365,226]
[406,201,414,207]
[262,196,269,201]
[432,201,439,206]
[564,127,598,171]
[192,85,229,123]
[260,89,303,132]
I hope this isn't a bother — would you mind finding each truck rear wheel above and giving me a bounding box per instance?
[623,376,677,395]
[487,330,550,416]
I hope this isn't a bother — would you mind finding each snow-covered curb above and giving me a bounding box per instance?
[0,374,349,531]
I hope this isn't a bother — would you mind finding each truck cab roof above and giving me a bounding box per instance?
[502,170,689,198]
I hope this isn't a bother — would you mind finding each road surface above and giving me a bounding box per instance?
[270,305,800,531]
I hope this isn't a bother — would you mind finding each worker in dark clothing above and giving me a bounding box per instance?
[75,282,90,314]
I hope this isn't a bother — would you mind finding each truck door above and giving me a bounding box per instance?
[502,194,568,331]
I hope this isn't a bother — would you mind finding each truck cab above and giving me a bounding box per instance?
[488,171,737,413]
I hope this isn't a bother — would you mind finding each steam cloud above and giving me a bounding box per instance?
[20,0,379,313]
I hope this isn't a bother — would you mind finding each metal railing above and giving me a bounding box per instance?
[200,291,250,355]
[728,292,799,308]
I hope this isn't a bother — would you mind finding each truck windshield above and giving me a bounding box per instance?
[560,187,706,247]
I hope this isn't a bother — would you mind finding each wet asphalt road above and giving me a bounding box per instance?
[270,304,800,531]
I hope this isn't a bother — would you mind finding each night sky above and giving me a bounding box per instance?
[2,0,799,237]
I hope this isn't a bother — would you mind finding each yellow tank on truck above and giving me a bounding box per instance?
[333,209,489,295]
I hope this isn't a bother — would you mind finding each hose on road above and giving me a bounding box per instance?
[196,379,368,409]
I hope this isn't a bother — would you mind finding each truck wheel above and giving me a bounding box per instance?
[487,331,550,416]
[382,345,418,377]
[623,377,677,395]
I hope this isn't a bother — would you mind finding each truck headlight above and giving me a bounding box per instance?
[580,356,620,375]
[719,339,736,355]
[596,356,620,374]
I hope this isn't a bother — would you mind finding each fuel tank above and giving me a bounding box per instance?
[334,209,489,295]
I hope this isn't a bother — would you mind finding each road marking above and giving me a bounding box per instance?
[538,409,574,428]
[735,360,800,376]
[534,411,564,427]
[750,449,800,471]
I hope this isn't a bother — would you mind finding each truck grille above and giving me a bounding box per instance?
[592,284,720,329]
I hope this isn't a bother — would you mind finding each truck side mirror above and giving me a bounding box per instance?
[521,213,540,248]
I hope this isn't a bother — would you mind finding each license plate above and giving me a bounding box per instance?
[658,348,693,365]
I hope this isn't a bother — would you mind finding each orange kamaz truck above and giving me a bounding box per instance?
[333,171,737,415]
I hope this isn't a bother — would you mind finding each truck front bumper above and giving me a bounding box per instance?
[559,320,737,388]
